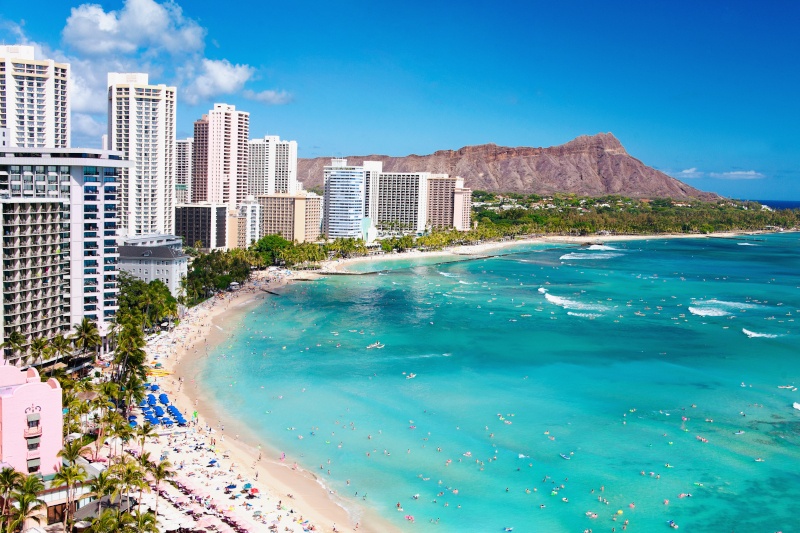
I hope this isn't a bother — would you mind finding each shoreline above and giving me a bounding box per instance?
[318,229,780,273]
[142,228,787,532]
[148,270,398,533]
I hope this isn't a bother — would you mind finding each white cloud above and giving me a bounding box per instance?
[708,170,765,180]
[72,112,106,141]
[183,59,254,105]
[672,168,766,181]
[62,0,205,56]
[676,168,704,179]
[242,89,293,105]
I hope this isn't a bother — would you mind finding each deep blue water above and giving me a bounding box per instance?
[199,234,800,532]
[751,199,800,210]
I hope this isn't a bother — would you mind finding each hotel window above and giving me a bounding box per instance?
[27,458,40,473]
[27,437,41,451]
[27,412,40,430]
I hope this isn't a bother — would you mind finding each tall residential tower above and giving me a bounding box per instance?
[107,73,176,237]
[191,104,249,211]
[248,135,298,195]
[0,45,69,148]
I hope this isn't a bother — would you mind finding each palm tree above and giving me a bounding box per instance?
[146,459,174,519]
[8,474,46,532]
[1,330,26,365]
[52,463,87,531]
[89,508,118,533]
[49,334,73,374]
[133,422,157,453]
[70,317,101,361]
[26,337,50,368]
[57,439,86,466]
[88,470,116,522]
[111,458,144,522]
[0,467,23,532]
[128,510,158,533]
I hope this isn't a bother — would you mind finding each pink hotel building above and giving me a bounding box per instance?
[0,365,63,476]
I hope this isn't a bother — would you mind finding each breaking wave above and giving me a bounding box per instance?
[742,328,780,339]
[587,244,618,251]
[544,292,608,312]
[567,311,603,319]
[559,252,623,260]
[688,306,731,317]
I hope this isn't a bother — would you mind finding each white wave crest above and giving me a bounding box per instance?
[587,244,617,251]
[742,328,780,338]
[559,252,622,260]
[458,280,471,285]
[691,299,760,310]
[545,293,608,311]
[538,287,547,294]
[688,306,731,317]
[737,242,758,246]
[438,272,459,278]
[567,311,603,319]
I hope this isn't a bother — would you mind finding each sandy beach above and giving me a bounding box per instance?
[141,269,397,533]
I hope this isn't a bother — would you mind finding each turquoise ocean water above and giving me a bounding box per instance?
[198,234,800,532]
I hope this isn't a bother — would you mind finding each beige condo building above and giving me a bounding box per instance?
[427,175,472,231]
[257,192,321,243]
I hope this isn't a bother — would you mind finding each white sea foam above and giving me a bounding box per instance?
[559,252,622,260]
[567,311,603,319]
[587,244,618,251]
[742,328,780,338]
[691,299,760,311]
[545,292,608,311]
[688,306,731,317]
[458,280,471,285]
[438,271,459,278]
[738,242,758,246]
[538,287,547,294]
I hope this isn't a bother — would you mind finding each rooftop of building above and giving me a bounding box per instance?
[118,245,189,261]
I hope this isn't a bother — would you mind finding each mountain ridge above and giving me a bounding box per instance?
[297,133,718,200]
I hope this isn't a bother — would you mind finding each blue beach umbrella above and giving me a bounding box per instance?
[129,420,138,427]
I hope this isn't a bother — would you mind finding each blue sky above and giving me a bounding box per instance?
[2,0,798,199]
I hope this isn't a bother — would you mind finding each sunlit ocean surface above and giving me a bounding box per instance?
[199,233,800,532]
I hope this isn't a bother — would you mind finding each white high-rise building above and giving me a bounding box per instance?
[0,45,69,148]
[107,73,176,237]
[323,158,370,240]
[248,136,298,195]
[176,138,193,204]
[0,148,127,362]
[373,171,429,235]
[192,104,249,212]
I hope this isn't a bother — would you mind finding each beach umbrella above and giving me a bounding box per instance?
[154,406,165,417]
[129,420,138,428]
[195,516,215,528]
[242,483,251,489]
[151,384,160,391]
[225,484,236,489]
[249,488,259,495]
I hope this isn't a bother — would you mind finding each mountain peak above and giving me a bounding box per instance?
[297,134,717,200]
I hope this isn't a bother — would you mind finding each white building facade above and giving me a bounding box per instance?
[175,138,192,204]
[118,245,188,299]
[248,136,298,195]
[107,73,176,237]
[0,45,69,148]
[323,159,370,240]
[0,149,126,359]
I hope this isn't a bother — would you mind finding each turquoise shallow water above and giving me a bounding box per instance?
[199,234,800,532]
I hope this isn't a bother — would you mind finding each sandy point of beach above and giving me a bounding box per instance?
[147,270,398,533]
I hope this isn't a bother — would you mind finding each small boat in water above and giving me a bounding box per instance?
[560,453,571,460]
[367,342,385,349]
[793,402,800,411]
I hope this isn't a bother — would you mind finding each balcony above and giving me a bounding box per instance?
[26,448,41,460]
[24,426,42,438]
